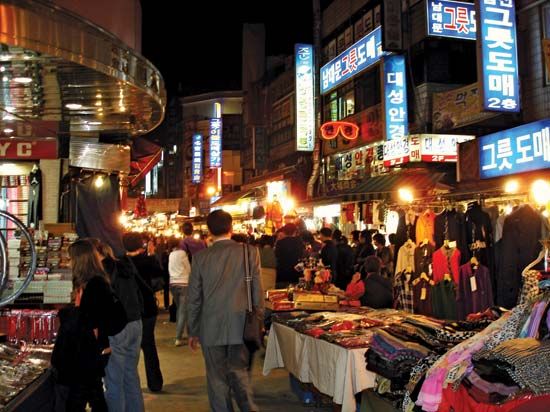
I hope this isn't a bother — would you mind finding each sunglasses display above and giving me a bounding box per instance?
[320,121,360,140]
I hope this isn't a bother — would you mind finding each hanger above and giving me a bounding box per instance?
[470,256,479,268]
[420,272,430,282]
[443,273,452,282]
[443,239,450,249]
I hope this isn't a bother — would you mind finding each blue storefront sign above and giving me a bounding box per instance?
[427,0,476,40]
[479,119,550,179]
[383,54,408,140]
[321,26,388,95]
[477,0,520,113]
[191,134,202,184]
[209,118,222,167]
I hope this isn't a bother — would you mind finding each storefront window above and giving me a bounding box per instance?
[345,90,355,116]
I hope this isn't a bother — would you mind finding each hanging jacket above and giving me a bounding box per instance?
[456,263,494,320]
[416,210,436,246]
[432,247,461,284]
[396,241,416,274]
[434,209,469,264]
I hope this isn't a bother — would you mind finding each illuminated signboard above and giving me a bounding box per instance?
[384,134,475,166]
[477,0,520,112]
[295,44,315,151]
[427,0,477,40]
[321,26,388,95]
[383,54,408,140]
[479,119,550,179]
[209,118,222,167]
[191,134,202,184]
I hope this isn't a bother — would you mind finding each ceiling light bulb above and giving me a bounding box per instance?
[1,76,7,82]
[0,67,5,72]
[13,77,32,84]
[119,105,126,112]
[95,101,102,107]
[94,175,104,189]
[65,103,82,110]
[504,179,519,194]
[3,128,13,134]
[96,93,102,99]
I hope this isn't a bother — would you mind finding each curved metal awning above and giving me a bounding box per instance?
[0,0,166,138]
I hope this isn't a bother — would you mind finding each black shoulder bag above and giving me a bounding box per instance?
[243,244,263,349]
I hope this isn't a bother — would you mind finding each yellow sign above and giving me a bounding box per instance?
[544,39,550,78]
[432,83,497,132]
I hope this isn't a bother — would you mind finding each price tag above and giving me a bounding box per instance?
[470,276,477,292]
[420,287,427,301]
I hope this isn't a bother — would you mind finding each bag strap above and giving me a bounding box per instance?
[243,243,253,313]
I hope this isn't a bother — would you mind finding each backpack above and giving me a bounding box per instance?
[110,257,144,321]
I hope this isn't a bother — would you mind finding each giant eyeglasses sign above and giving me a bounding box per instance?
[479,119,550,179]
[320,26,388,95]
[191,134,202,184]
[477,0,520,113]
[209,118,222,168]
[427,0,477,40]
[320,121,359,140]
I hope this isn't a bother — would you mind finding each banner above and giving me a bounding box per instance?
[191,134,202,184]
[432,83,497,132]
[427,0,476,40]
[295,44,315,151]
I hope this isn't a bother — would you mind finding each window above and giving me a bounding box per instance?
[543,5,550,85]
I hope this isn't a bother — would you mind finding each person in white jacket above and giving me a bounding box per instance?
[168,240,192,346]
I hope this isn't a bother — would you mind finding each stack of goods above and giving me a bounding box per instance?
[0,309,59,344]
[0,343,52,408]
[6,239,20,278]
[266,288,340,311]
[46,237,62,270]
[406,288,550,412]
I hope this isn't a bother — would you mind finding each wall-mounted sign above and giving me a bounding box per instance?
[382,54,408,140]
[477,0,520,113]
[383,0,403,51]
[427,0,477,40]
[384,134,475,166]
[295,44,315,151]
[320,121,359,140]
[0,138,58,159]
[191,134,202,184]
[321,26,388,95]
[209,118,222,167]
[479,119,550,179]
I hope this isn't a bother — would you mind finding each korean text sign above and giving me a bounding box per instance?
[321,26,387,95]
[295,44,315,151]
[427,0,476,40]
[192,134,202,184]
[209,118,222,168]
[383,54,408,140]
[479,119,550,179]
[477,0,520,113]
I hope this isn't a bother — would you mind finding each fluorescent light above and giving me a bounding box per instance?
[13,77,32,84]
[65,103,82,110]
[3,128,13,134]
[95,101,102,107]
[89,121,102,125]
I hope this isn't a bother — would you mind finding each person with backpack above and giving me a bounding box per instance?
[88,238,145,412]
[168,238,191,346]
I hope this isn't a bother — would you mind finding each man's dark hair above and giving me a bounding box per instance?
[207,210,232,236]
[364,255,381,274]
[373,233,386,246]
[360,230,372,242]
[333,229,342,241]
[388,233,397,245]
[301,231,314,244]
[320,227,333,238]
[351,230,360,242]
[122,232,144,252]
[182,222,194,236]
[281,223,297,237]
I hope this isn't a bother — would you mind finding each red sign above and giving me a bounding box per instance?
[0,138,58,160]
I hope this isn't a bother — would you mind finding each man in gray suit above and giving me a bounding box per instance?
[188,210,264,412]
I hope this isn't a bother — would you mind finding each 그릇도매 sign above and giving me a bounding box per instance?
[479,119,550,179]
[427,0,477,40]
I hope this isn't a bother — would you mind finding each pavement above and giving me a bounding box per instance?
[138,311,332,412]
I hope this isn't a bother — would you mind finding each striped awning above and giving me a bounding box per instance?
[343,172,451,202]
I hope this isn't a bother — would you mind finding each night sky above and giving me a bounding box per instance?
[141,1,314,98]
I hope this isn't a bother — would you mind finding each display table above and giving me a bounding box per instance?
[3,368,54,412]
[263,322,376,412]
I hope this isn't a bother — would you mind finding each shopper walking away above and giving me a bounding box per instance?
[373,233,394,277]
[89,239,145,412]
[122,233,164,392]
[180,221,207,257]
[274,223,305,288]
[168,238,191,346]
[188,210,264,412]
[319,228,338,283]
[52,239,126,412]
[359,256,393,309]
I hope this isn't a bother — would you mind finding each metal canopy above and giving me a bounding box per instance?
[0,0,166,138]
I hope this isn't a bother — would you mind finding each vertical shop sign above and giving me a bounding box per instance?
[383,0,403,51]
[477,0,520,113]
[191,134,202,184]
[382,54,409,140]
[321,27,387,94]
[479,119,550,179]
[209,118,222,167]
[295,44,315,152]
[427,0,477,40]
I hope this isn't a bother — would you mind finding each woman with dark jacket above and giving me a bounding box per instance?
[122,232,164,393]
[359,256,393,309]
[52,239,126,412]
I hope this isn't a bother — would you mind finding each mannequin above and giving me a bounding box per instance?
[28,163,42,228]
